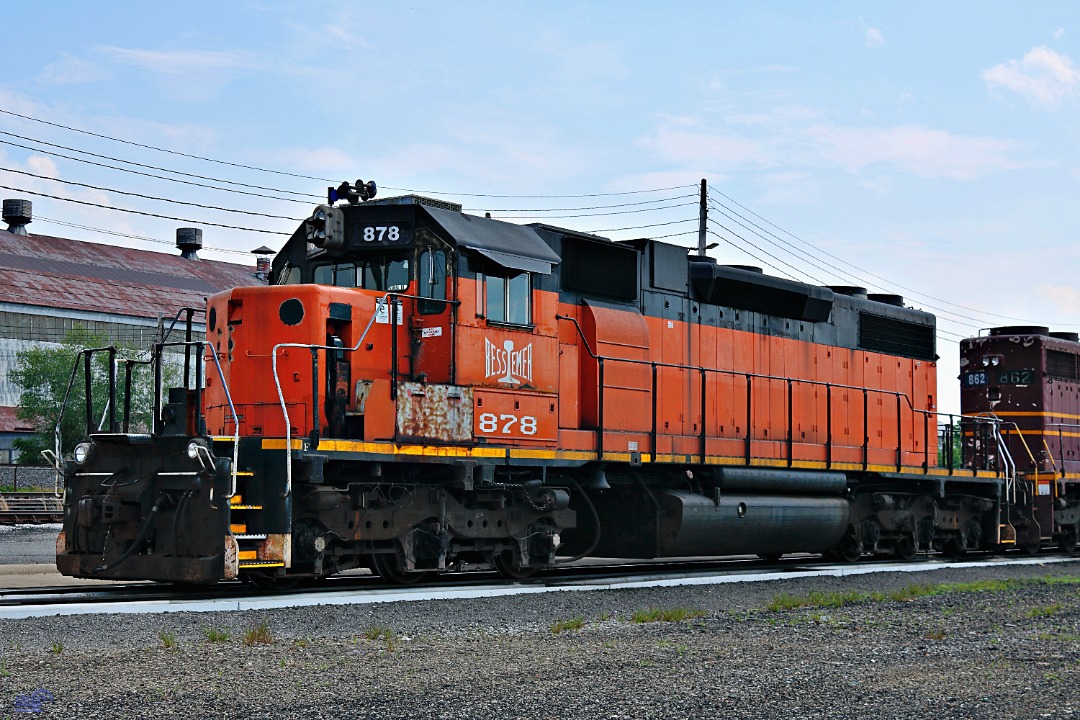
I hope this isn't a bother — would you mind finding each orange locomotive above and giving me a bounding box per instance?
[56,183,1006,585]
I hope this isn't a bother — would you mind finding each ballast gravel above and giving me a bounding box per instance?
[0,560,1078,719]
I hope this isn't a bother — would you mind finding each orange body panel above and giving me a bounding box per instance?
[203,273,937,470]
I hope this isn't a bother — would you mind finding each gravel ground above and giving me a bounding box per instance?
[0,559,1078,719]
[0,525,60,565]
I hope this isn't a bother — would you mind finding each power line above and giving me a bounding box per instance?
[1,166,302,221]
[0,129,320,200]
[711,189,1075,328]
[2,105,699,201]
[707,218,813,282]
[0,107,332,183]
[592,217,698,233]
[495,200,697,221]
[707,195,1009,331]
[0,184,288,235]
[473,192,696,213]
[0,136,315,205]
[35,215,258,257]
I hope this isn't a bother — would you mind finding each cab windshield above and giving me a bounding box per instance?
[313,255,411,291]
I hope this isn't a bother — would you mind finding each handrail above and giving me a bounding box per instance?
[271,292,459,498]
[145,340,241,501]
[556,313,943,471]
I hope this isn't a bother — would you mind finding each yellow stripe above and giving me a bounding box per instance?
[239,562,285,569]
[238,550,257,560]
[259,438,1000,479]
[1004,429,1080,438]
[229,523,247,534]
[995,410,1080,421]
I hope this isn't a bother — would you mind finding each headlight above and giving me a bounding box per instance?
[73,442,93,465]
[991,357,1000,366]
[981,357,990,367]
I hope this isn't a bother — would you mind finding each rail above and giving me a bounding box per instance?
[556,313,1006,476]
[48,332,240,502]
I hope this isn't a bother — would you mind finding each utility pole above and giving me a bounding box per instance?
[697,178,707,256]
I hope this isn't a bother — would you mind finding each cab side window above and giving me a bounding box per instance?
[418,248,448,315]
[483,269,531,326]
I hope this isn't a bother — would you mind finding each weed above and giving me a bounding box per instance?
[243,620,273,646]
[0,659,9,678]
[765,590,869,612]
[159,631,178,650]
[1027,603,1065,619]
[551,617,585,634]
[925,628,947,640]
[362,626,395,641]
[597,612,610,622]
[49,641,63,654]
[1044,672,1062,682]
[294,637,310,648]
[205,628,231,643]
[630,607,707,624]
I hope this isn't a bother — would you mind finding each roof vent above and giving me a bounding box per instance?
[177,228,202,260]
[3,199,32,235]
[828,286,868,299]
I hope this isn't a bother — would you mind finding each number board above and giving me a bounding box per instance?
[962,369,1035,387]
[346,222,414,249]
[996,368,1035,385]
[962,371,989,388]
[473,390,557,442]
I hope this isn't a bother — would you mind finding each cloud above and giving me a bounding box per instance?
[1054,27,1066,40]
[96,46,255,75]
[1036,284,1080,316]
[636,119,773,168]
[37,52,110,85]
[865,27,885,47]
[983,45,1080,109]
[638,114,1025,182]
[806,124,1026,179]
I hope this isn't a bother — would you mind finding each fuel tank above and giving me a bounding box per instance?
[583,487,849,558]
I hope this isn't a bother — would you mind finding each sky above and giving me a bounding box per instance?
[1,1,1079,414]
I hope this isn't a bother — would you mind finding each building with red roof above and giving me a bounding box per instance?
[0,198,268,461]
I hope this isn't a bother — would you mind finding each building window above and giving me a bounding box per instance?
[484,270,530,326]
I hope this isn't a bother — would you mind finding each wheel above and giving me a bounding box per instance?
[492,550,537,580]
[835,530,862,563]
[370,553,429,585]
[941,537,965,560]
[1022,540,1041,556]
[1059,526,1077,554]
[894,534,917,561]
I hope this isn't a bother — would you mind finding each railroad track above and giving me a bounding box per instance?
[4,552,1076,617]
[0,492,62,524]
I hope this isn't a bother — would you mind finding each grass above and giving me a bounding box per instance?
[0,659,9,678]
[205,628,231,643]
[159,631,178,650]
[49,641,63,654]
[764,576,1080,613]
[551,616,585,634]
[361,625,398,651]
[1027,603,1065,618]
[630,607,707,624]
[361,625,395,641]
[243,620,273,646]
